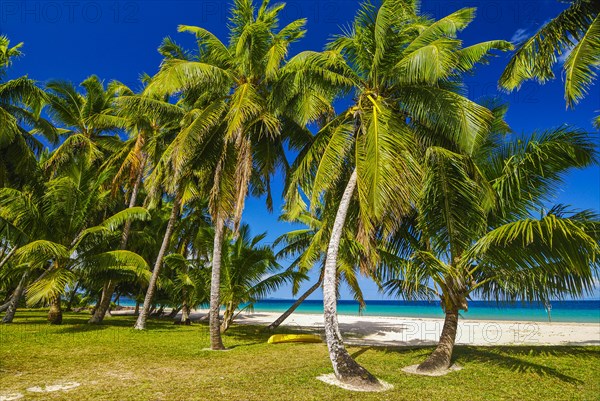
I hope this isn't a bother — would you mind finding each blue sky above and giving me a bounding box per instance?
[2,0,599,300]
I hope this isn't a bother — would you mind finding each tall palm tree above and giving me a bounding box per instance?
[286,1,511,387]
[144,0,318,349]
[132,106,213,330]
[500,0,600,127]
[382,121,599,373]
[89,82,185,323]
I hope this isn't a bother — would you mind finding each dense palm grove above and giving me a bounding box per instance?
[1,0,599,388]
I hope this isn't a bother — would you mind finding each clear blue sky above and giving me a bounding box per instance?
[2,0,599,300]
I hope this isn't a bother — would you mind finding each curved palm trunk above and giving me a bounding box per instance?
[0,300,10,313]
[90,167,144,324]
[1,273,28,323]
[323,170,379,386]
[267,273,323,331]
[209,216,226,349]
[220,301,235,333]
[180,300,191,325]
[417,307,459,372]
[134,194,180,330]
[47,296,63,325]
[168,306,181,319]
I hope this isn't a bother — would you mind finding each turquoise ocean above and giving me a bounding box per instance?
[119,298,600,323]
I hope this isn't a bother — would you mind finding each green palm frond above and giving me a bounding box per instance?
[564,15,600,106]
[79,250,150,283]
[500,0,600,107]
[419,147,488,258]
[14,240,69,268]
[27,267,75,306]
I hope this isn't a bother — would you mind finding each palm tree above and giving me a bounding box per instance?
[0,160,150,324]
[89,82,185,323]
[218,223,298,332]
[500,0,600,127]
[133,114,213,330]
[144,0,317,349]
[382,121,599,373]
[267,208,369,331]
[44,76,124,175]
[0,36,57,188]
[286,1,511,387]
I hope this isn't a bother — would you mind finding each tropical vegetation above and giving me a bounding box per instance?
[1,0,598,395]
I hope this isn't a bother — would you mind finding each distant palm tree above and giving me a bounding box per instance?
[267,208,370,331]
[218,224,298,332]
[44,76,124,174]
[144,0,318,349]
[286,0,511,387]
[500,0,600,127]
[382,115,599,372]
[0,161,150,324]
[132,98,215,330]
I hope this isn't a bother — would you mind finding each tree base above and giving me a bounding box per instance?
[316,374,392,392]
[403,363,462,376]
[201,347,231,352]
[48,311,63,325]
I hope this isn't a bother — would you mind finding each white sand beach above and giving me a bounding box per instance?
[179,310,600,347]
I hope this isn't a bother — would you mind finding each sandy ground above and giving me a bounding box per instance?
[181,309,600,347]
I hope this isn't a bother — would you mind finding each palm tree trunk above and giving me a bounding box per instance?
[168,306,181,319]
[134,194,180,330]
[209,215,226,349]
[0,300,10,313]
[180,301,190,325]
[134,301,140,315]
[417,306,459,372]
[267,273,323,331]
[220,301,235,333]
[0,246,17,269]
[47,296,63,325]
[65,282,80,312]
[323,170,379,386]
[89,281,117,323]
[1,272,28,323]
[90,167,144,324]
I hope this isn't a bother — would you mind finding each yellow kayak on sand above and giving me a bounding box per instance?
[267,334,322,344]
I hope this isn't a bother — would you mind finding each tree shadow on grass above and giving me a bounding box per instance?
[454,346,586,384]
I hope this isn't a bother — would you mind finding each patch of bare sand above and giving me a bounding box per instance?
[317,373,393,392]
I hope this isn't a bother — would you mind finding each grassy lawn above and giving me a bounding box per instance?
[1,310,598,400]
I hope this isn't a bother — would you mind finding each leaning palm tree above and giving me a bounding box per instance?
[285,1,511,387]
[89,81,185,323]
[382,123,599,373]
[132,112,217,330]
[144,0,318,349]
[500,0,600,126]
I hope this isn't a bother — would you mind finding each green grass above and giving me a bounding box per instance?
[1,310,598,400]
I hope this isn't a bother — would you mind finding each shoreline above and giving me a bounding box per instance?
[111,305,600,325]
[111,308,600,346]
